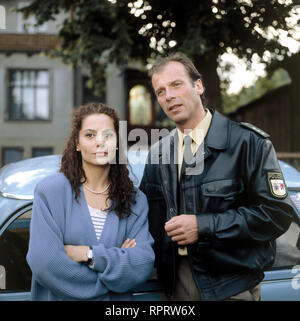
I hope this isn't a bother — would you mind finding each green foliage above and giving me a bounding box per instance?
[18,0,299,97]
[222,68,292,113]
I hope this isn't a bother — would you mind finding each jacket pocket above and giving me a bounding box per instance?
[197,241,275,275]
[200,178,244,212]
[202,178,244,200]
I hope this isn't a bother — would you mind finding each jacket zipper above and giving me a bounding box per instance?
[159,166,176,299]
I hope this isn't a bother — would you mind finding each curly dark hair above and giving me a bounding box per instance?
[60,102,136,218]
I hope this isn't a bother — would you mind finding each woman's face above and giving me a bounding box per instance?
[77,113,117,167]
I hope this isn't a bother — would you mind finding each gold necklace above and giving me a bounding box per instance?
[83,183,110,194]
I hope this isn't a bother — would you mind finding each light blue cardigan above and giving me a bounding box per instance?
[26,172,155,301]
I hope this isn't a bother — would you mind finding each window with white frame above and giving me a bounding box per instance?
[8,69,50,121]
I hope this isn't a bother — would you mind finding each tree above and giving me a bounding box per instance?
[222,68,292,113]
[19,0,299,111]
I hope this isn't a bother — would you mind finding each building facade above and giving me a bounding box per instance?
[0,0,128,166]
[0,0,178,167]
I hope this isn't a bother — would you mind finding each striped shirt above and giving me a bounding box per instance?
[87,205,108,241]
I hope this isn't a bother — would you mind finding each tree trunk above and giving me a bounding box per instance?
[193,53,222,112]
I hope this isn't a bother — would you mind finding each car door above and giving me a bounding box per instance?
[262,218,300,300]
[0,205,32,300]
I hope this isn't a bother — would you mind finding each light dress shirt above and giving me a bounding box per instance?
[176,109,212,255]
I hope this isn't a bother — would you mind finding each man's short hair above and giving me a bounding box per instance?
[149,52,203,83]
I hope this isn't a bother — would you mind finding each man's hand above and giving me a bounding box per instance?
[164,214,199,245]
[65,245,90,262]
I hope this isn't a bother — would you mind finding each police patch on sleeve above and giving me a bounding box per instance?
[267,172,287,198]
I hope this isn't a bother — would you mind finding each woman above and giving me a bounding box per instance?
[27,102,155,300]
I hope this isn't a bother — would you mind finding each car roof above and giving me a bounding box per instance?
[0,150,149,201]
[0,155,61,200]
[278,160,300,190]
[0,153,299,201]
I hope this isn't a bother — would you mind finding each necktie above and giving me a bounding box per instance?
[178,135,193,256]
[180,135,193,179]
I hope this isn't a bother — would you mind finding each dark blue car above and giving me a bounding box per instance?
[0,152,299,300]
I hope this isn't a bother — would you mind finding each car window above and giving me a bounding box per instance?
[0,210,32,292]
[272,221,300,269]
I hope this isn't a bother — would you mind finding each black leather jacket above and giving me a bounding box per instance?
[140,109,296,301]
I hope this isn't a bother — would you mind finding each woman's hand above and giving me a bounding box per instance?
[65,245,90,262]
[65,239,136,262]
[121,238,136,248]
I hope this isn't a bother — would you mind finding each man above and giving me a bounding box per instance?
[140,52,296,301]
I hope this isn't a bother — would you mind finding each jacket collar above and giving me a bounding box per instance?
[205,108,230,150]
[157,108,230,156]
[156,109,230,215]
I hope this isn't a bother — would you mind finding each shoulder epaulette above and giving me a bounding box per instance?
[240,122,270,138]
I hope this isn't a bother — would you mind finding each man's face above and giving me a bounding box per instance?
[152,61,204,129]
